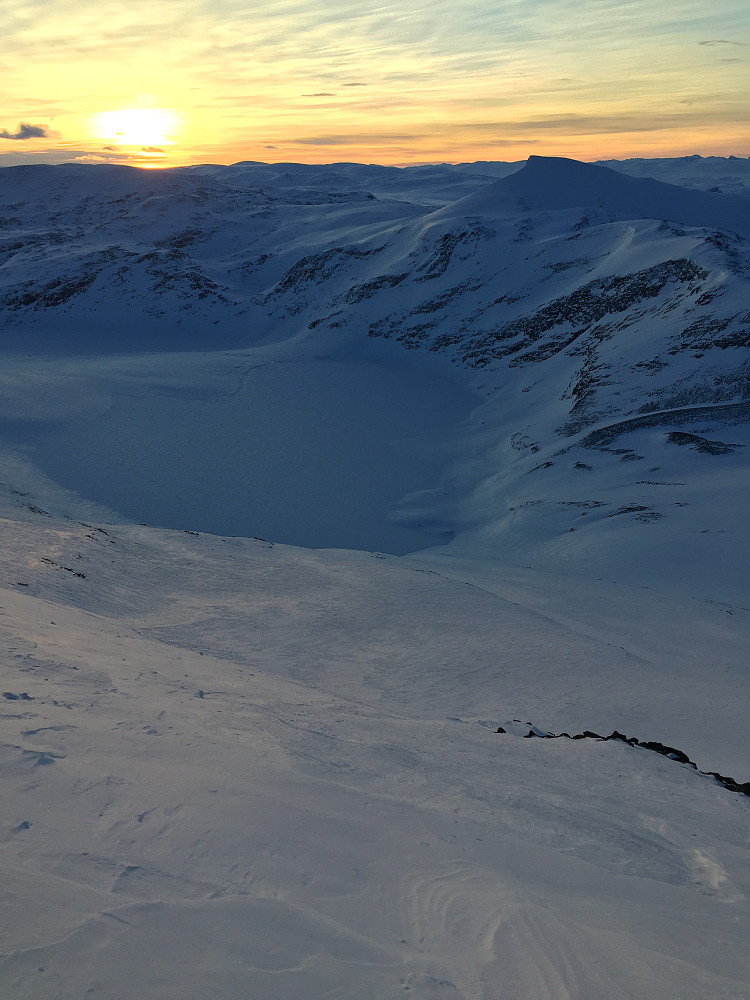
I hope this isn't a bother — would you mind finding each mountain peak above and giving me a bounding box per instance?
[509,154,673,207]
[442,154,750,236]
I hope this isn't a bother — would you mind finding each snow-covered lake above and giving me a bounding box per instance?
[0,352,477,552]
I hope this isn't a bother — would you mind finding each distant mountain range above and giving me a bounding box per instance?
[1,154,748,598]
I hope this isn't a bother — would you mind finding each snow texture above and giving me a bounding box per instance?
[1,154,748,999]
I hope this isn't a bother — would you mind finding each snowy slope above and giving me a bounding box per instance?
[1,499,748,1000]
[2,155,748,597]
[600,154,750,199]
[1,155,749,999]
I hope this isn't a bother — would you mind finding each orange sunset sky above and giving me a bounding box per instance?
[1,0,748,168]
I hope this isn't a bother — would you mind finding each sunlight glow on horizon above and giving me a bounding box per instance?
[0,0,747,168]
[90,109,179,148]
[80,108,181,167]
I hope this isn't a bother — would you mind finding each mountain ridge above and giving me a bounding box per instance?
[440,155,750,237]
[0,155,748,598]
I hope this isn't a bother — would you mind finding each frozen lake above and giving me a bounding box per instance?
[2,354,477,553]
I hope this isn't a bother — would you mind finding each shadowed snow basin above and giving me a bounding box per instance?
[0,352,477,552]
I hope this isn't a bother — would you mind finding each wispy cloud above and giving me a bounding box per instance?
[72,153,119,163]
[71,148,163,164]
[0,0,746,166]
[0,121,48,140]
[295,133,418,146]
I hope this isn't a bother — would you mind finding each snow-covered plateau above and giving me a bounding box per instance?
[1,154,748,998]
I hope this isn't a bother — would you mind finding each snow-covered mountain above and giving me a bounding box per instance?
[2,154,748,596]
[1,155,749,999]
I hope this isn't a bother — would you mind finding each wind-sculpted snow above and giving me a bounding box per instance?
[0,502,748,999]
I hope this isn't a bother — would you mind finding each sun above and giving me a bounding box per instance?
[91,108,178,148]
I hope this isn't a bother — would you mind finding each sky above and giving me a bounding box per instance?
[0,0,748,168]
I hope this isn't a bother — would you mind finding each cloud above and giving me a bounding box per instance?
[295,137,347,145]
[342,82,368,87]
[0,122,49,140]
[73,154,116,163]
[295,133,417,145]
[699,39,748,46]
[72,149,163,164]
[0,147,94,167]
[302,92,336,97]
